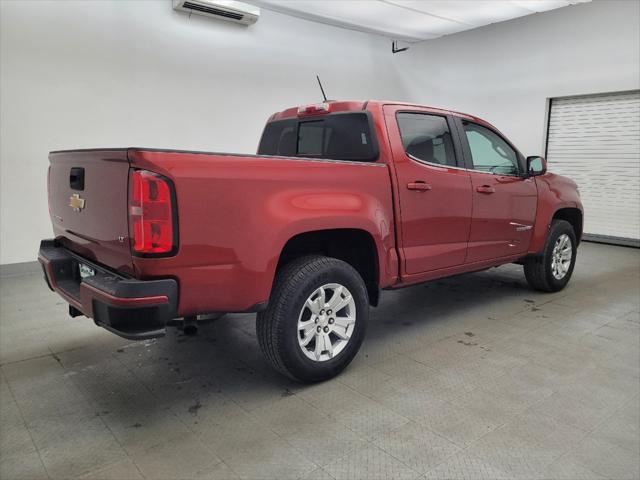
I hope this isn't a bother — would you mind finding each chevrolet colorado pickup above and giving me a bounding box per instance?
[39,100,583,382]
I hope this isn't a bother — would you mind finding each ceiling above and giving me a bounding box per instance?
[249,0,591,42]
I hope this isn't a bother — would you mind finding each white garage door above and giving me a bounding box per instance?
[546,91,640,246]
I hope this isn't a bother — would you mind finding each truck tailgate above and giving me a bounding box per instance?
[48,149,133,274]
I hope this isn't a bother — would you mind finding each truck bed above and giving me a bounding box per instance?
[46,147,395,317]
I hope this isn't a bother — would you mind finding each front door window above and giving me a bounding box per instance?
[463,121,519,175]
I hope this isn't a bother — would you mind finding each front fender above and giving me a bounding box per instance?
[529,173,583,254]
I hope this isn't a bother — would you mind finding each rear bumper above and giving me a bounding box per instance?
[38,240,177,340]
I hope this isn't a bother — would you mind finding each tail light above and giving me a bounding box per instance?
[128,169,178,256]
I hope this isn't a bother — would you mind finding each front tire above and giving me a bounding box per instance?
[524,219,577,292]
[256,255,369,383]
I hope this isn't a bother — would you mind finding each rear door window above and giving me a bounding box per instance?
[396,113,457,167]
[258,112,378,161]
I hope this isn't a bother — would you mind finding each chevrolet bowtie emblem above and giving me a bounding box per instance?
[69,193,85,212]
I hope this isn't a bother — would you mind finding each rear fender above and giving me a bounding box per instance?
[127,150,396,315]
[266,190,397,290]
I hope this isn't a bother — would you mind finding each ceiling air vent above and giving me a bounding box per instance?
[173,0,260,26]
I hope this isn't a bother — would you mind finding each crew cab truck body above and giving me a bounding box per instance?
[39,100,583,382]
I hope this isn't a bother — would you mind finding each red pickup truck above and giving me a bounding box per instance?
[39,100,582,382]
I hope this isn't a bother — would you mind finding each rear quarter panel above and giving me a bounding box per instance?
[128,150,395,316]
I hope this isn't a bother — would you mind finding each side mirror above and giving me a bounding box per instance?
[526,156,547,177]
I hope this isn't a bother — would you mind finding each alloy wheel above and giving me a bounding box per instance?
[297,283,356,362]
[551,233,572,280]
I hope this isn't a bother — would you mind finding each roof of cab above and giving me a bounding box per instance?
[268,99,488,126]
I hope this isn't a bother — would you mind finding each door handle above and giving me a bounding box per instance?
[476,185,495,194]
[407,181,432,191]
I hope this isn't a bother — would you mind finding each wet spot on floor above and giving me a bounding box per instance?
[234,365,255,375]
[188,401,202,416]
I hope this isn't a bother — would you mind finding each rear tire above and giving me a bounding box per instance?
[256,255,368,383]
[524,219,577,292]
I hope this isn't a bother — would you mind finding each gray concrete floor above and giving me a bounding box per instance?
[1,242,638,480]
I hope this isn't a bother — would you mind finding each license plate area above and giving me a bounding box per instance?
[78,263,96,279]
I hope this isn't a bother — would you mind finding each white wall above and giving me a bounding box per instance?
[2,0,639,265]
[0,0,409,265]
[395,0,640,157]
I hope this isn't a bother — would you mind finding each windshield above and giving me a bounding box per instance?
[257,112,378,162]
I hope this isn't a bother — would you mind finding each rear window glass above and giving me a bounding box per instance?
[258,112,378,161]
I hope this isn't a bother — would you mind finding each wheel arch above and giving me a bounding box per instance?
[529,201,583,254]
[552,207,583,244]
[274,228,381,306]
